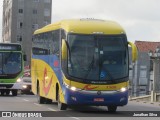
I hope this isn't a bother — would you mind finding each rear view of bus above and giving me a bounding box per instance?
[0,43,26,96]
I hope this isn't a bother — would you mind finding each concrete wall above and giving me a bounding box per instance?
[3,0,52,65]
[129,48,151,97]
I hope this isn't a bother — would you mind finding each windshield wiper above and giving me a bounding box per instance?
[84,55,95,79]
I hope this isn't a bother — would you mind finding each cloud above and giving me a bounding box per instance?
[52,0,160,42]
[1,0,160,42]
[52,0,160,22]
[52,0,98,21]
[126,20,160,41]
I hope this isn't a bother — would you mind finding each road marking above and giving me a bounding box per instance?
[48,108,57,111]
[66,115,80,120]
[69,117,81,120]
[23,99,29,102]
[34,103,42,106]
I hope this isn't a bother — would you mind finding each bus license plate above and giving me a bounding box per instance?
[94,98,104,102]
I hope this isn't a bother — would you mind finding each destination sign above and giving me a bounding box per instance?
[0,44,21,51]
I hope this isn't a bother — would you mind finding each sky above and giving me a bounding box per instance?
[1,0,160,42]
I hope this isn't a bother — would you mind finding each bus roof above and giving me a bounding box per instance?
[34,19,126,35]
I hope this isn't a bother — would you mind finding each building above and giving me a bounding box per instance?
[130,41,160,96]
[2,0,52,65]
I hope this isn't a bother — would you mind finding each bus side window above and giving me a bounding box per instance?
[51,30,60,56]
[39,33,49,55]
[44,32,51,55]
[46,32,52,55]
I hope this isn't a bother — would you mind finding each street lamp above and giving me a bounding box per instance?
[148,46,160,102]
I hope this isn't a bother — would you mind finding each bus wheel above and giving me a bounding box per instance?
[37,86,45,104]
[12,90,18,96]
[46,98,52,104]
[57,89,67,110]
[6,90,10,96]
[37,95,45,104]
[1,91,5,96]
[107,106,117,112]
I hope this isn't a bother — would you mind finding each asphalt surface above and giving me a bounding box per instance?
[0,94,159,120]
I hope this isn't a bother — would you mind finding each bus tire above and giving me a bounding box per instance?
[37,85,45,104]
[57,89,67,110]
[1,91,5,96]
[12,90,18,96]
[46,98,52,104]
[6,90,10,96]
[107,106,117,112]
[38,95,46,104]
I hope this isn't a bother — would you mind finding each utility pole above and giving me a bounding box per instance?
[148,47,160,102]
[131,63,135,97]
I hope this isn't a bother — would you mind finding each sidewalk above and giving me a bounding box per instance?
[129,99,160,106]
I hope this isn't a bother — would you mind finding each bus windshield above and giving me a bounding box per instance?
[0,52,22,75]
[67,34,128,82]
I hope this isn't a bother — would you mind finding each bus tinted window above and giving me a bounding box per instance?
[51,30,60,54]
[0,52,22,74]
[32,30,60,55]
[32,33,51,55]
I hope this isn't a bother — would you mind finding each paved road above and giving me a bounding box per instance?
[0,94,159,119]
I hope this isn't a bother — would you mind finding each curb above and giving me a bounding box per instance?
[130,100,160,106]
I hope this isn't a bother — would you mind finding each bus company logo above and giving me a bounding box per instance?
[43,67,53,96]
[2,112,11,117]
[83,84,98,90]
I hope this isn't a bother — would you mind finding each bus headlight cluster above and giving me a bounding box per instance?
[17,78,22,83]
[64,83,81,91]
[70,86,81,91]
[119,87,127,92]
[70,86,77,91]
[22,85,27,89]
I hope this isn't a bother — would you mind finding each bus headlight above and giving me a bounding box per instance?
[120,87,127,92]
[22,85,27,89]
[64,82,81,91]
[70,86,77,91]
[69,86,82,91]
[17,78,22,83]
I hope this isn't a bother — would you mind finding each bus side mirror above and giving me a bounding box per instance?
[128,41,138,63]
[23,55,27,61]
[61,39,67,60]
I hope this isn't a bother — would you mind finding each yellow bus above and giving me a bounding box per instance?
[31,19,137,112]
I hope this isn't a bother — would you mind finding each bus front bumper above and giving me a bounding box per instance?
[64,89,128,106]
[0,83,23,90]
